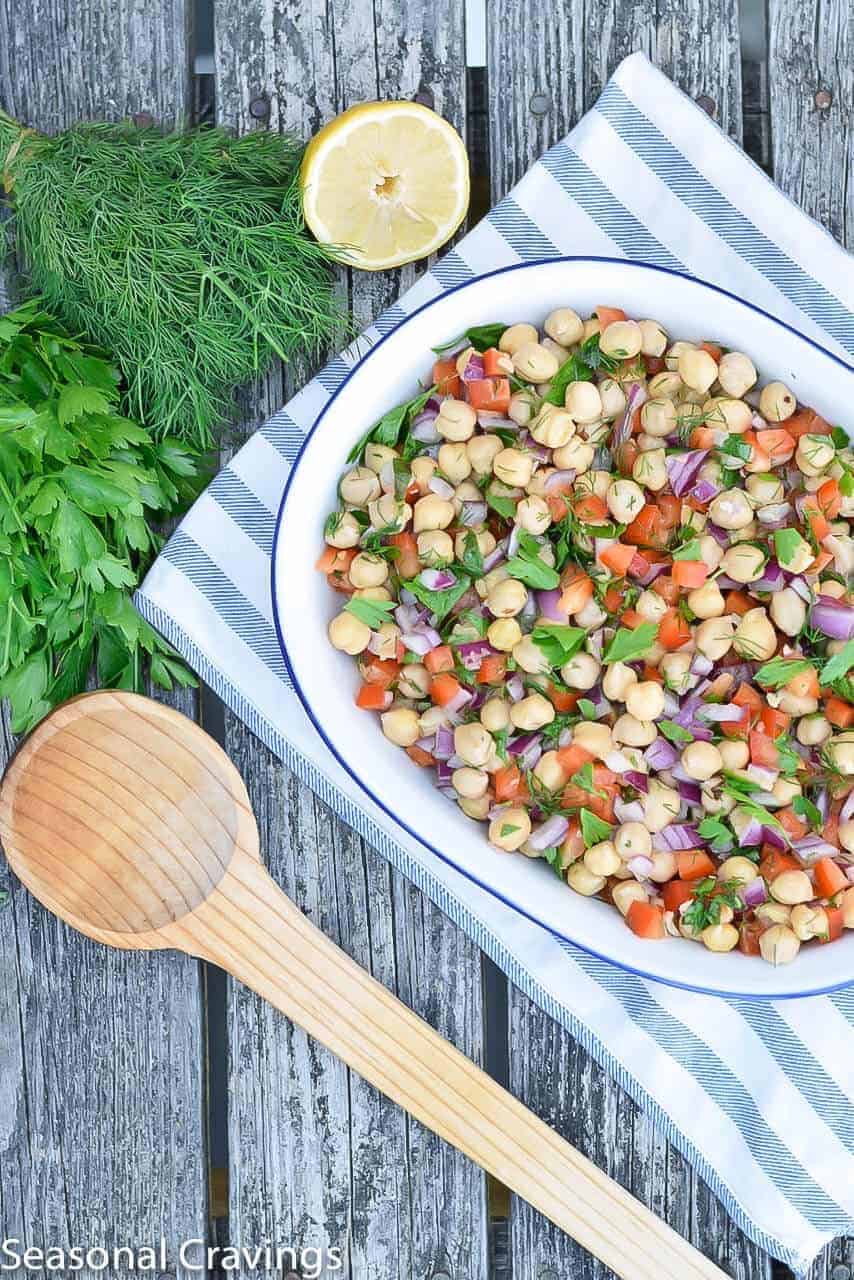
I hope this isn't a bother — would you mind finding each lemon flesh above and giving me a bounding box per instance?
[301,101,470,271]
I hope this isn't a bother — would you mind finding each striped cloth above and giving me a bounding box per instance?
[137,54,854,1271]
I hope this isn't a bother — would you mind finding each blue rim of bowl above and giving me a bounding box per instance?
[271,254,854,1000]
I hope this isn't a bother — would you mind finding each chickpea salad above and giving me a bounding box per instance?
[319,306,854,966]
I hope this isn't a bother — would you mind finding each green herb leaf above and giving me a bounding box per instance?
[347,385,437,462]
[831,426,848,450]
[531,623,586,667]
[820,639,854,686]
[659,719,693,744]
[580,808,612,848]
[542,845,564,877]
[344,597,397,629]
[774,734,801,778]
[486,487,517,520]
[577,698,597,720]
[793,794,822,831]
[717,435,751,462]
[569,761,606,798]
[697,816,733,850]
[602,622,659,665]
[682,877,743,934]
[403,575,472,622]
[773,527,808,569]
[672,537,702,561]
[541,352,591,407]
[500,822,521,837]
[755,656,811,689]
[506,531,560,589]
[433,323,508,355]
[459,530,484,578]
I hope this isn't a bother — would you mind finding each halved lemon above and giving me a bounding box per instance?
[300,101,470,271]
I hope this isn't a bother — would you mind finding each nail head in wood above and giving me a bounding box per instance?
[414,88,435,110]
[696,95,716,117]
[249,94,270,120]
[814,88,833,110]
[529,92,550,117]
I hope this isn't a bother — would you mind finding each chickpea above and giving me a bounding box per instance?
[698,534,724,570]
[553,436,595,473]
[368,493,411,533]
[328,610,371,655]
[718,740,749,771]
[499,323,539,355]
[488,806,532,851]
[720,543,766,584]
[480,698,510,733]
[772,776,801,807]
[572,721,613,759]
[612,880,650,916]
[492,448,533,489]
[487,617,522,651]
[640,398,677,437]
[632,448,668,492]
[454,529,495,562]
[363,442,398,473]
[796,433,835,477]
[398,664,430,699]
[349,552,391,590]
[819,578,847,600]
[733,607,777,661]
[584,840,621,877]
[842,886,854,928]
[768,587,806,638]
[436,442,470,485]
[464,436,501,477]
[566,862,606,896]
[716,351,756,398]
[614,822,652,861]
[565,381,603,423]
[687,579,725,620]
[325,510,362,549]
[541,307,581,347]
[413,530,450,567]
[510,693,555,731]
[582,317,601,341]
[701,923,739,953]
[776,689,819,717]
[746,473,784,505]
[531,406,575,448]
[759,924,801,966]
[487,578,528,618]
[574,596,608,628]
[534,750,569,792]
[380,707,420,746]
[513,342,559,383]
[560,652,600,691]
[352,586,391,603]
[636,319,666,357]
[513,634,551,675]
[825,735,854,776]
[602,661,637,702]
[412,494,453,533]
[647,370,682,400]
[679,741,722,782]
[604,478,643,524]
[371,621,400,661]
[755,902,791,927]
[452,767,489,800]
[340,466,381,507]
[600,319,642,359]
[612,714,657,748]
[696,615,735,661]
[643,850,675,883]
[677,348,718,395]
[658,650,692,693]
[704,396,752,433]
[635,589,668,623]
[454,722,494,768]
[790,903,829,942]
[708,488,753,530]
[769,869,813,905]
[642,779,680,833]
[516,495,552,535]
[459,794,490,821]
[796,714,831,747]
[837,820,854,855]
[759,381,796,422]
[625,680,665,722]
[410,458,438,494]
[591,381,623,425]
[665,340,696,371]
[436,399,477,443]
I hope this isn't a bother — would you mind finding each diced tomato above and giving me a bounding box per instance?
[546,681,580,712]
[406,744,434,767]
[644,355,666,375]
[787,665,819,699]
[822,905,845,943]
[738,920,765,957]
[482,347,512,376]
[430,673,462,706]
[390,531,420,578]
[642,662,663,685]
[760,707,790,737]
[677,850,717,881]
[749,730,779,769]
[424,645,454,675]
[734,682,763,718]
[755,427,795,459]
[777,807,808,840]
[825,696,854,728]
[725,589,755,617]
[784,407,832,438]
[817,477,843,519]
[316,545,356,574]
[814,857,848,899]
[574,493,609,523]
[759,849,801,881]
[494,763,526,804]
[360,657,400,687]
[671,560,709,588]
[356,684,391,711]
[599,542,636,576]
[327,571,356,595]
[555,743,595,775]
[690,426,717,450]
[661,880,695,912]
[558,569,594,615]
[800,496,830,541]
[602,586,623,613]
[659,608,692,650]
[809,549,835,574]
[477,654,507,685]
[467,376,511,413]
[619,609,645,630]
[432,357,461,397]
[650,575,680,605]
[826,808,840,849]
[615,439,640,476]
[626,900,665,939]
[596,305,627,329]
[698,341,722,362]
[624,503,665,548]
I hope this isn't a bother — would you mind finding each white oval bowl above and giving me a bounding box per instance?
[273,257,854,999]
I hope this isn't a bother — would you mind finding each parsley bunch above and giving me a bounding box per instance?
[0,302,199,731]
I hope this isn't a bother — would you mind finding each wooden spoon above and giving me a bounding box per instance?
[0,691,727,1280]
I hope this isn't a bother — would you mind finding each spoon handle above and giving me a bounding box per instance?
[179,854,725,1280]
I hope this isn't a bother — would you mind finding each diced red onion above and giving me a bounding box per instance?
[435,759,454,784]
[751,560,785,593]
[698,702,743,723]
[815,787,830,822]
[788,576,812,604]
[603,749,633,774]
[461,353,485,382]
[419,567,456,591]
[528,814,570,851]
[690,654,714,676]
[840,790,854,824]
[446,753,466,769]
[612,381,647,449]
[429,475,455,500]
[677,779,702,805]
[477,413,517,429]
[444,687,472,716]
[507,524,522,557]
[614,797,645,824]
[411,415,441,443]
[401,631,435,655]
[747,763,779,790]
[756,502,792,526]
[761,824,787,851]
[367,631,387,656]
[482,546,507,572]
[508,731,543,771]
[690,479,720,504]
[637,560,669,587]
[810,598,854,641]
[537,589,569,622]
[457,640,497,671]
[846,866,854,884]
[379,460,395,491]
[645,737,679,771]
[792,836,840,864]
[506,675,525,703]
[461,500,488,527]
[434,724,455,760]
[558,728,573,747]
[543,468,577,493]
[415,734,435,752]
[627,855,655,879]
[624,770,650,793]
[742,878,768,908]
[706,522,730,547]
[738,816,764,847]
[654,823,702,851]
[666,449,709,497]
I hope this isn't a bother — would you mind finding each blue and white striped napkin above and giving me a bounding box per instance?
[137,53,854,1271]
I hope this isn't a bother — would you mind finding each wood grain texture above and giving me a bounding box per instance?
[213,8,484,1273]
[0,12,206,1274]
[486,4,769,1277]
[770,7,853,1277]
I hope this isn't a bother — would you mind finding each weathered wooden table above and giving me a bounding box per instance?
[0,2,851,1277]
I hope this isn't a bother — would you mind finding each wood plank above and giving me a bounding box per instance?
[769,5,853,1276]
[487,4,771,1276]
[212,4,488,1274]
[0,6,207,1274]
